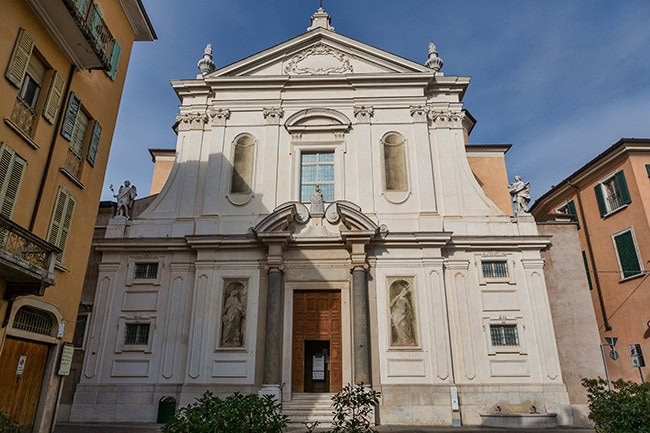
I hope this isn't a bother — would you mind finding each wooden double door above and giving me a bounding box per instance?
[0,337,49,427]
[292,290,342,393]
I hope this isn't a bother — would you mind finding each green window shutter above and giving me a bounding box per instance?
[61,93,80,141]
[74,0,90,18]
[615,170,631,205]
[47,189,75,263]
[594,184,607,217]
[86,121,101,166]
[0,145,27,218]
[5,28,34,88]
[566,200,579,229]
[581,251,593,290]
[108,40,121,80]
[89,4,103,40]
[645,164,650,177]
[614,231,642,279]
[43,70,65,124]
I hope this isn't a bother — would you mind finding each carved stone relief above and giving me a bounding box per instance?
[208,107,231,126]
[353,105,374,124]
[175,112,209,131]
[220,280,248,347]
[388,278,417,347]
[284,43,353,75]
[263,107,284,125]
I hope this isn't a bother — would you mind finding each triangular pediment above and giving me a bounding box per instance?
[208,28,434,78]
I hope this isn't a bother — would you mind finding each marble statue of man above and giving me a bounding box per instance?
[114,180,137,219]
[508,175,530,214]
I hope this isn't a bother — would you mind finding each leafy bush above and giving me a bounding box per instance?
[0,413,24,433]
[330,383,380,433]
[582,377,650,433]
[161,391,288,433]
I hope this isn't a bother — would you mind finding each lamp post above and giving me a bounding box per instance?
[600,337,618,390]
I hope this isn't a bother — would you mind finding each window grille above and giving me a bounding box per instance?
[124,323,150,345]
[13,306,54,336]
[134,262,158,279]
[482,261,508,278]
[490,324,519,347]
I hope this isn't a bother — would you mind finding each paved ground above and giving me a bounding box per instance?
[54,423,596,433]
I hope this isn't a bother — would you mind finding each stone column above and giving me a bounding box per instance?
[352,265,371,384]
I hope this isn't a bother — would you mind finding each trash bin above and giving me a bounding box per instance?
[157,396,177,424]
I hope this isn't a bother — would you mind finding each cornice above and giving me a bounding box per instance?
[448,235,551,250]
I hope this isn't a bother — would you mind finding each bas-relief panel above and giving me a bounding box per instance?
[387,277,418,347]
[219,279,248,348]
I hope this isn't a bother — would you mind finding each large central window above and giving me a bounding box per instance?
[300,152,334,202]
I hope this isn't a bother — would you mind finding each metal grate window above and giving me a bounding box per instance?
[482,261,508,278]
[124,323,150,345]
[13,306,54,336]
[134,262,158,279]
[490,324,519,347]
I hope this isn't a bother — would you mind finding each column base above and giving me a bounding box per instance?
[258,384,282,405]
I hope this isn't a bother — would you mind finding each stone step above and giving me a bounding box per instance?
[283,393,335,427]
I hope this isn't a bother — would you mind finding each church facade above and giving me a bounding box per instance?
[71,9,576,426]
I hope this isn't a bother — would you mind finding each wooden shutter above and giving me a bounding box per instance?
[0,150,27,218]
[69,109,89,157]
[61,93,81,140]
[86,121,102,166]
[594,184,607,217]
[615,170,631,205]
[5,28,34,88]
[566,200,579,229]
[108,40,121,80]
[614,231,641,278]
[47,189,75,262]
[74,0,90,18]
[43,71,65,124]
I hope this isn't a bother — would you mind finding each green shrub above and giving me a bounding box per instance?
[582,377,650,433]
[0,413,24,433]
[161,391,288,433]
[330,383,380,433]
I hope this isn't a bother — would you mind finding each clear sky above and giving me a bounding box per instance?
[103,0,650,203]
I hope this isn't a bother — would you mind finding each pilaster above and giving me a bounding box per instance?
[353,106,375,213]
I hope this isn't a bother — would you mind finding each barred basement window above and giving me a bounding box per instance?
[13,306,54,336]
[490,324,519,347]
[482,261,508,278]
[124,323,150,345]
[134,262,158,279]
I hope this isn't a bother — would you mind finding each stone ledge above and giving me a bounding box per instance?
[481,413,558,429]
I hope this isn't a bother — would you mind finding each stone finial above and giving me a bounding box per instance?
[425,42,444,73]
[308,7,335,31]
[197,44,216,78]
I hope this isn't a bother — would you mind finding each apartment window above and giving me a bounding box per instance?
[12,306,55,336]
[595,171,631,217]
[382,132,408,192]
[47,188,76,263]
[613,229,643,280]
[124,323,150,346]
[300,152,334,202]
[230,134,255,194]
[134,262,159,280]
[482,261,509,278]
[557,199,579,229]
[0,144,27,218]
[490,324,519,347]
[60,93,102,177]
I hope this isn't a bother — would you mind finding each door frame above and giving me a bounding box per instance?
[282,281,352,400]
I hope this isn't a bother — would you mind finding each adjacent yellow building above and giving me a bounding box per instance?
[0,1,155,431]
[532,138,650,384]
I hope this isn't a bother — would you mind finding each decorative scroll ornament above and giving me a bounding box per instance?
[262,107,284,124]
[427,109,465,123]
[284,43,353,75]
[208,108,231,126]
[409,105,428,121]
[175,112,209,131]
[353,106,374,123]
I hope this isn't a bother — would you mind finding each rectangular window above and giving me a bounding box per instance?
[47,188,76,263]
[557,199,579,229]
[0,144,27,218]
[60,93,101,178]
[124,323,150,345]
[482,261,509,278]
[613,229,643,279]
[595,171,631,217]
[490,324,519,347]
[134,263,159,279]
[300,152,334,202]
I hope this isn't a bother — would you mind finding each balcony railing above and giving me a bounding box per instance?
[0,215,59,298]
[9,98,36,136]
[64,0,115,69]
[64,148,83,180]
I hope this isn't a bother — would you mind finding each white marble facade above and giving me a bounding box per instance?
[70,9,572,426]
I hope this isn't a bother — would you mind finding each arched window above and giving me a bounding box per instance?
[382,133,408,192]
[230,134,255,194]
[13,306,55,336]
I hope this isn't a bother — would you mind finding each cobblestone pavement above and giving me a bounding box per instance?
[54,423,595,433]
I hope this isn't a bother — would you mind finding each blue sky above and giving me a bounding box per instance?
[103,0,650,202]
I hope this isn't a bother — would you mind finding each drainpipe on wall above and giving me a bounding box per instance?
[567,180,612,331]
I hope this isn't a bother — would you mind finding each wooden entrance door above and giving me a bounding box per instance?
[292,290,342,393]
[0,337,49,427]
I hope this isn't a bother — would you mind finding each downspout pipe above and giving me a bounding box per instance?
[567,180,612,331]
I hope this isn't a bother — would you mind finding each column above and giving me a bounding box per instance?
[352,265,371,384]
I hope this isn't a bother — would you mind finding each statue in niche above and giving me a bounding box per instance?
[111,180,137,219]
[389,280,416,346]
[310,184,324,215]
[508,175,531,215]
[221,281,247,347]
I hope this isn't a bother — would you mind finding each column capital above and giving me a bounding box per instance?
[353,105,374,123]
[208,107,231,126]
[263,107,284,125]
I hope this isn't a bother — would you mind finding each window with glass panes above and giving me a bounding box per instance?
[134,262,158,279]
[482,261,508,278]
[490,324,519,347]
[300,152,334,202]
[124,323,150,345]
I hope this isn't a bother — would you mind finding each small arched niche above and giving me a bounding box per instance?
[381,132,410,204]
[227,133,256,206]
